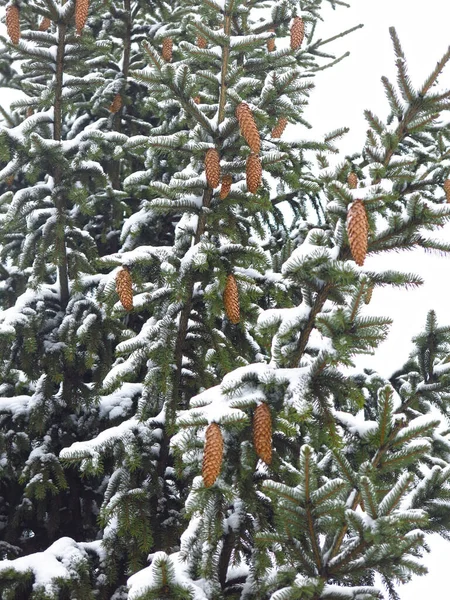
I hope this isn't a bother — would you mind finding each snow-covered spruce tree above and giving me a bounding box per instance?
[2,0,450,599]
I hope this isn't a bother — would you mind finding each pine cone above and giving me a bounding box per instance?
[6,5,20,45]
[444,179,450,203]
[26,107,34,117]
[6,175,14,187]
[193,96,201,104]
[162,37,173,62]
[364,283,374,304]
[271,117,288,139]
[267,28,275,52]
[197,35,207,49]
[219,174,232,200]
[290,16,305,50]
[116,267,133,311]
[202,423,223,488]
[348,172,358,189]
[223,274,240,324]
[236,102,260,154]
[38,16,51,31]
[75,0,89,35]
[109,93,122,114]
[246,153,262,194]
[346,199,368,266]
[253,403,272,465]
[205,148,221,188]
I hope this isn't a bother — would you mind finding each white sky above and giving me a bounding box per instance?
[1,1,450,598]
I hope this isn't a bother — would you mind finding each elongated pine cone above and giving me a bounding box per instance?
[271,117,288,139]
[6,5,20,45]
[162,37,173,62]
[253,403,272,465]
[346,199,368,266]
[267,28,275,52]
[364,283,374,304]
[193,96,200,104]
[223,274,240,324]
[116,267,133,311]
[75,0,89,35]
[290,16,305,50]
[6,175,14,187]
[246,153,262,194]
[348,172,358,189]
[39,16,51,31]
[202,423,223,487]
[109,93,122,113]
[444,179,450,202]
[197,35,207,48]
[236,102,260,154]
[219,174,232,200]
[205,148,221,188]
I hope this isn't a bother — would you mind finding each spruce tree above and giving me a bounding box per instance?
[1,1,450,599]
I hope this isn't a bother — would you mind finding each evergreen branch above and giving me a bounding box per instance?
[312,24,364,49]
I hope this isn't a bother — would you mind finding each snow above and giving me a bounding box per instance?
[334,409,378,439]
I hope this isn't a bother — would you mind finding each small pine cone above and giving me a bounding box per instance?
[5,175,14,187]
[364,284,374,304]
[202,423,223,488]
[39,16,51,31]
[267,28,275,52]
[219,174,232,200]
[346,199,368,266]
[271,117,288,139]
[109,93,122,113]
[205,148,221,188]
[444,179,450,203]
[223,274,240,324]
[193,96,201,104]
[26,107,34,117]
[6,5,20,45]
[75,0,89,35]
[197,35,207,49]
[246,153,262,194]
[116,267,133,311]
[236,102,260,154]
[290,16,305,51]
[162,37,173,62]
[348,172,358,189]
[253,403,272,465]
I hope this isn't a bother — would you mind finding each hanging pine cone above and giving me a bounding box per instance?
[271,117,288,139]
[253,403,272,465]
[109,93,122,114]
[38,16,51,31]
[162,37,173,62]
[236,102,260,154]
[219,174,232,200]
[193,96,200,104]
[290,16,305,50]
[444,179,450,203]
[223,274,240,324]
[246,153,262,194]
[348,172,358,189]
[6,4,20,45]
[26,107,34,117]
[115,267,133,311]
[75,0,89,35]
[267,28,275,52]
[197,35,207,49]
[6,175,14,187]
[205,148,221,188]
[364,283,374,304]
[202,423,223,487]
[346,199,368,266]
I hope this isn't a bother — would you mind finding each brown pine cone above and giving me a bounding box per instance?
[267,28,275,52]
[202,423,223,488]
[205,148,221,188]
[346,199,368,266]
[26,107,34,117]
[444,179,450,203]
[236,102,260,154]
[271,117,288,139]
[348,172,358,189]
[364,283,374,304]
[109,93,122,114]
[75,0,89,35]
[38,16,51,31]
[290,16,305,51]
[219,175,232,200]
[5,175,14,187]
[6,5,20,45]
[197,35,207,49]
[162,37,173,62]
[223,274,240,324]
[246,153,262,194]
[116,267,133,311]
[253,403,272,465]
[193,96,201,104]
